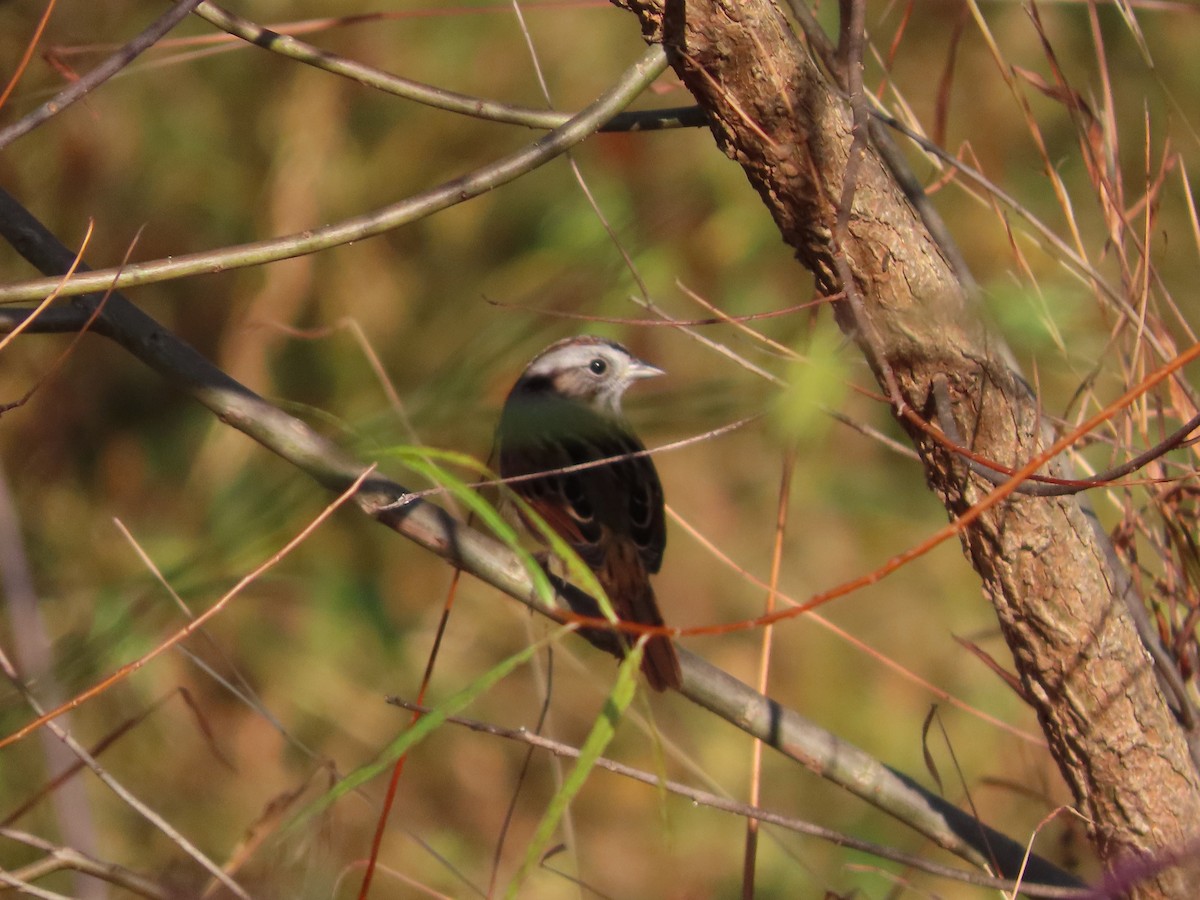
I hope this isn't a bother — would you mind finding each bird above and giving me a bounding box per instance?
[496,336,682,692]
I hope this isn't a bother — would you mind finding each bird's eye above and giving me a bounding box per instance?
[588,358,608,375]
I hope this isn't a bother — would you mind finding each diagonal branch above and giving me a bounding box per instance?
[0,206,1079,894]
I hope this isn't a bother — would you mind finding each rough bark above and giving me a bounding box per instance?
[613,0,1200,895]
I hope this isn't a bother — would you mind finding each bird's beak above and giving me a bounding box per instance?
[629,359,666,380]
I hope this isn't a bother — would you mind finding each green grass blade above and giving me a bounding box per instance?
[388,447,557,606]
[282,626,572,833]
[388,445,616,621]
[503,642,643,897]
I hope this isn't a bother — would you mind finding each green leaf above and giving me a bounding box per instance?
[387,446,557,607]
[388,444,617,622]
[504,642,643,897]
[281,626,573,833]
[771,328,847,445]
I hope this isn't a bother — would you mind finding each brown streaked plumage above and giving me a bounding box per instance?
[497,336,681,691]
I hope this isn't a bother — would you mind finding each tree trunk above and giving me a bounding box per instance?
[613,0,1200,895]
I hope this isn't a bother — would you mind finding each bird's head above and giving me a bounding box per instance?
[517,336,664,415]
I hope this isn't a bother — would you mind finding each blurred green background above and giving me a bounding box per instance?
[3,1,1197,896]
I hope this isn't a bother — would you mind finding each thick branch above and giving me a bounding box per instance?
[611,0,1200,896]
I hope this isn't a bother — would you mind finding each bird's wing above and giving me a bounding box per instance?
[498,400,664,573]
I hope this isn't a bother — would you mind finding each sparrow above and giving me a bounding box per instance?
[496,336,682,691]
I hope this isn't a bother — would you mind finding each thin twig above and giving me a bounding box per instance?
[0,471,372,751]
[0,651,248,898]
[832,0,908,416]
[0,0,204,150]
[194,1,703,133]
[385,699,1087,899]
[924,376,1200,497]
[742,447,797,898]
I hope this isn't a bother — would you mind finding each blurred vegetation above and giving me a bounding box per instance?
[2,0,1198,897]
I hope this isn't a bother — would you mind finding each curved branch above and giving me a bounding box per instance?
[0,44,669,304]
[195,2,705,133]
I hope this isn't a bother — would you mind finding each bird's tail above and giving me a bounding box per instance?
[619,580,681,692]
[639,623,682,692]
[587,541,682,692]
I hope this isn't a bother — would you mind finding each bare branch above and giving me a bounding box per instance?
[194,1,704,133]
[0,45,669,303]
[0,0,205,150]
